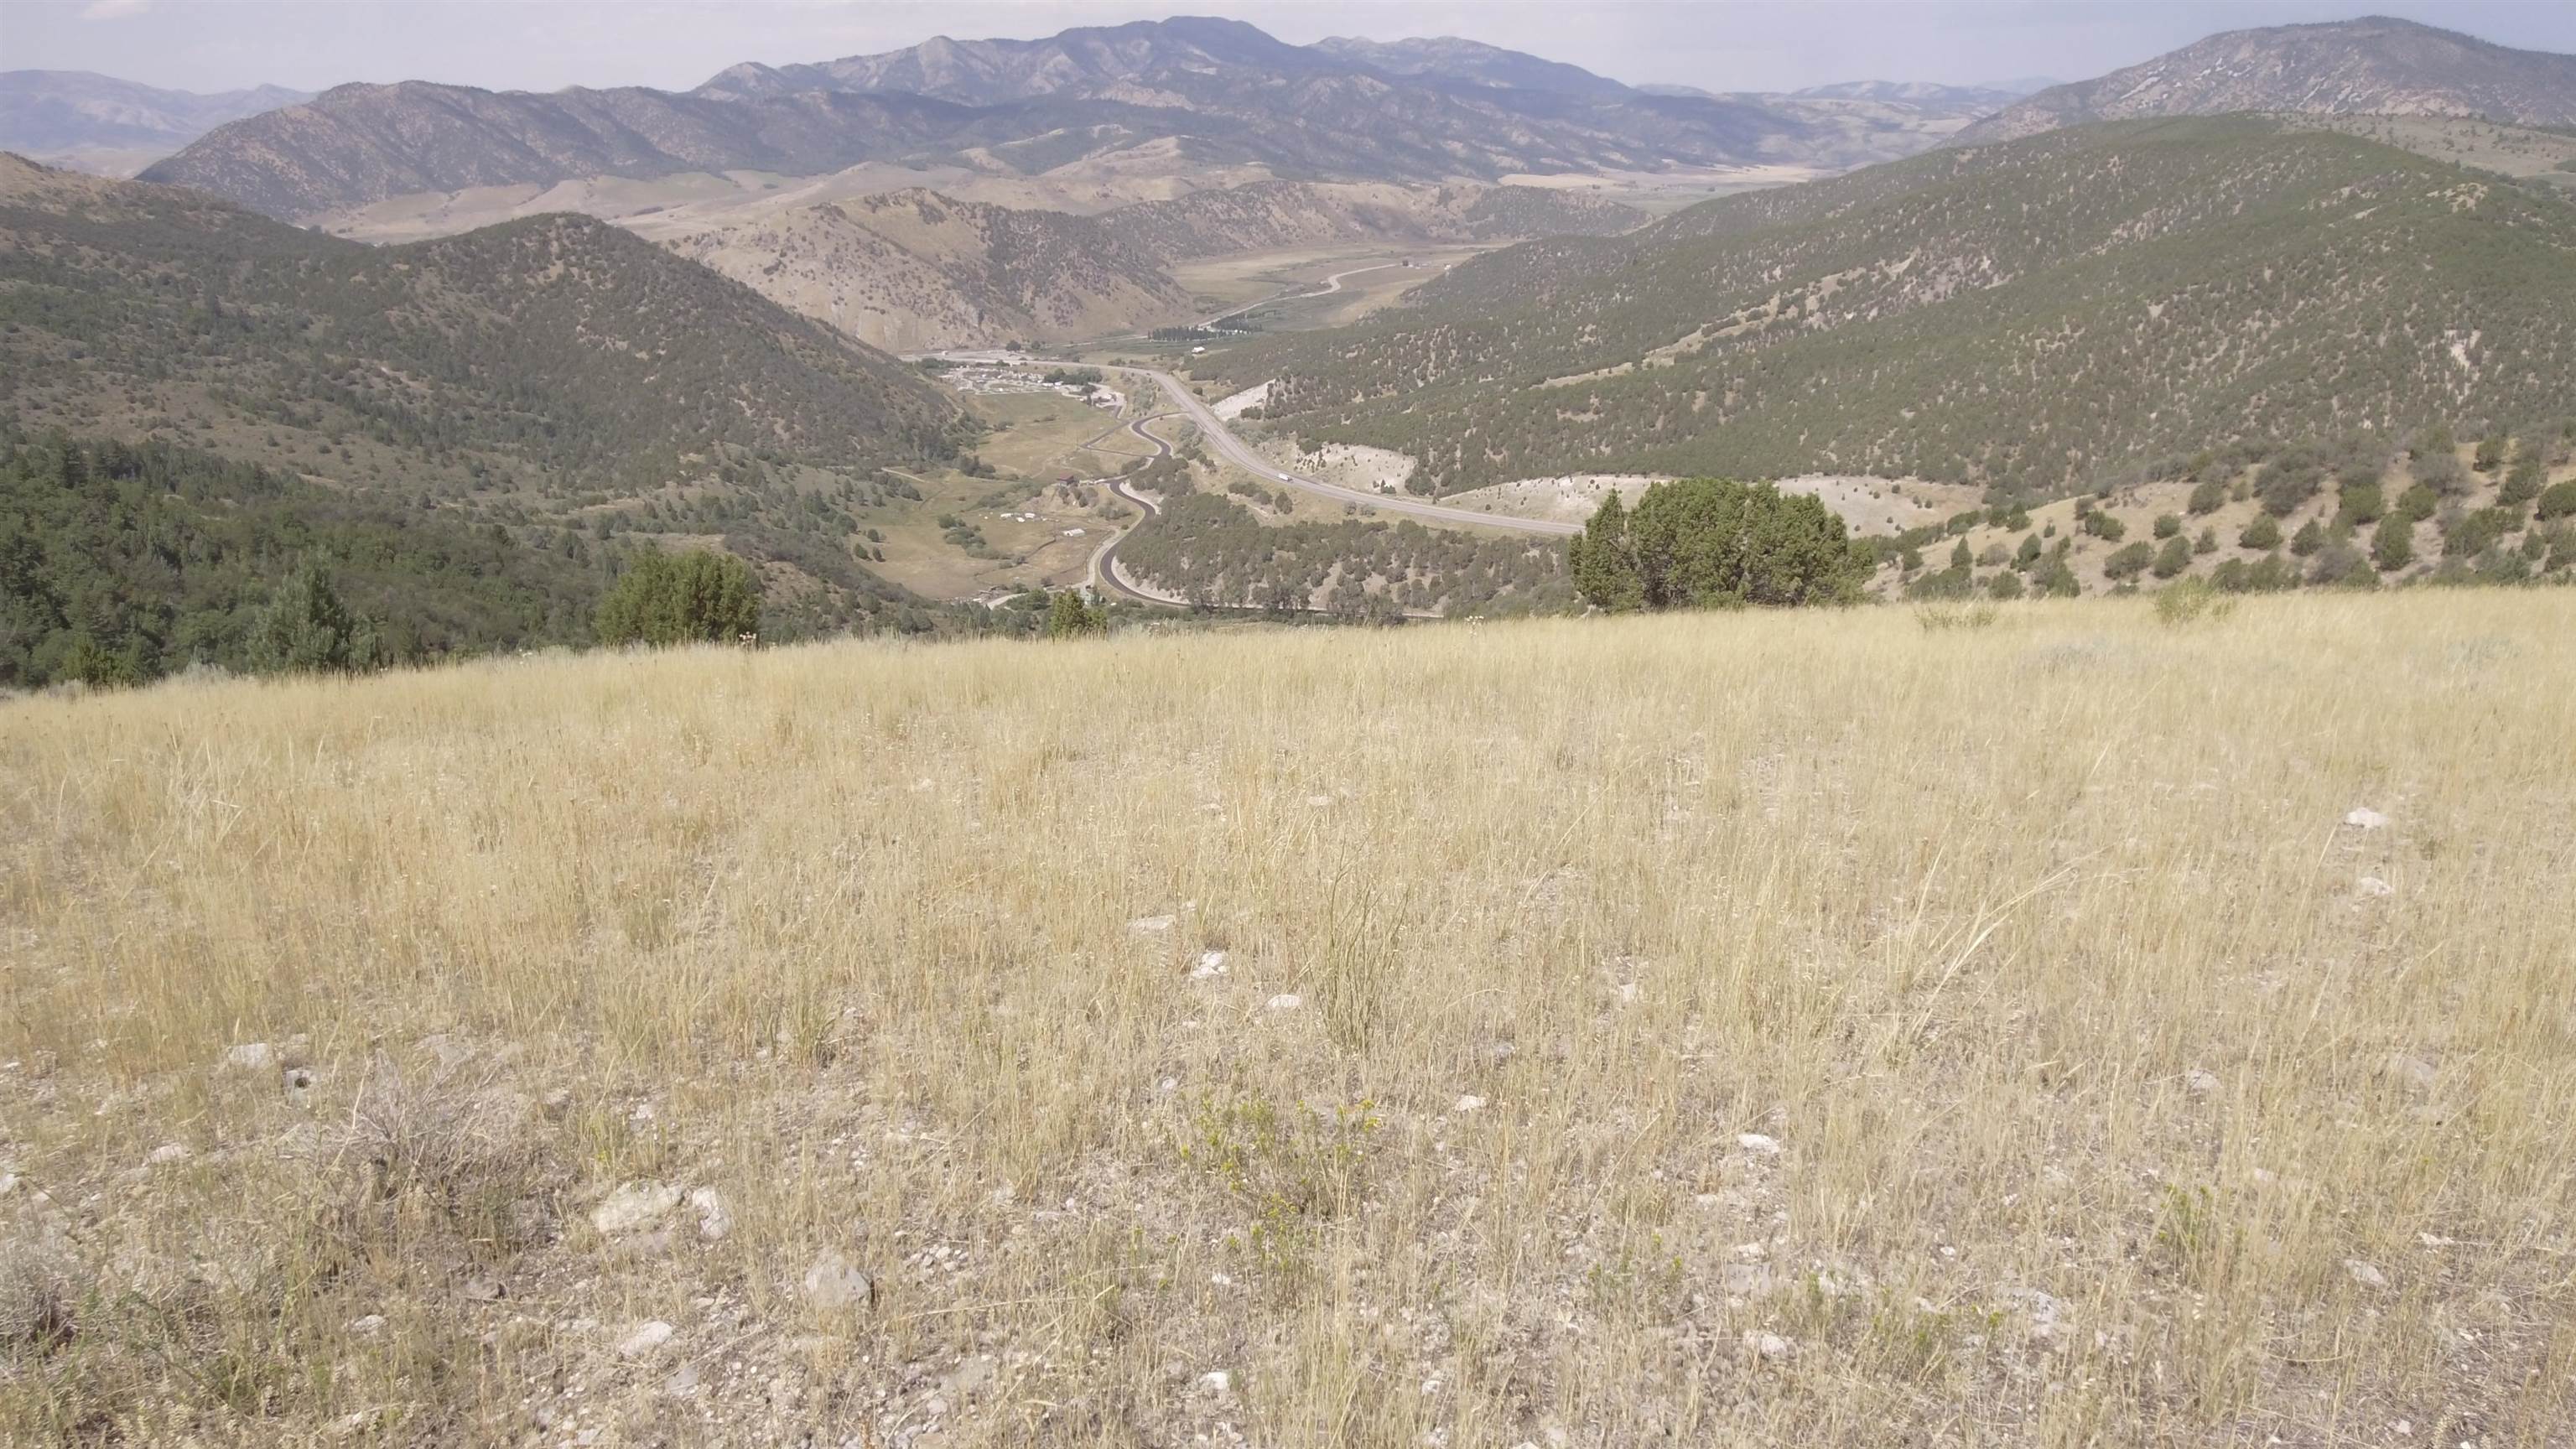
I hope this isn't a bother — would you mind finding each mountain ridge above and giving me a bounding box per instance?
[1955,16,2576,145]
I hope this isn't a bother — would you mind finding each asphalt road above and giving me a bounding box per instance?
[1087,414,1185,606]
[1089,364,1581,538]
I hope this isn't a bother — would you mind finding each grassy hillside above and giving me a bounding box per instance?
[1205,119,2576,500]
[663,189,1195,351]
[0,155,973,629]
[4,594,2570,1443]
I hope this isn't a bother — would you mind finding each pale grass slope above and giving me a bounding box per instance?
[3,595,2573,1446]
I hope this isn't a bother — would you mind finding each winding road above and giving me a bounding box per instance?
[929,351,1580,538]
[1200,262,1412,330]
[1085,414,1189,607]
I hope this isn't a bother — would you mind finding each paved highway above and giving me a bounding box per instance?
[923,351,1580,538]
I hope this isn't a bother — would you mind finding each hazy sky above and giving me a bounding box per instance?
[6,1,2572,96]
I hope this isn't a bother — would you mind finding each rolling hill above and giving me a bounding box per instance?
[1201,117,2576,500]
[662,188,1196,351]
[0,154,965,634]
[1954,16,2576,146]
[659,179,1639,350]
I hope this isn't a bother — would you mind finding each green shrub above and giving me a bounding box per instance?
[2103,541,2155,580]
[2034,558,2080,597]
[2537,480,2576,522]
[1571,479,1865,610]
[2014,532,2043,569]
[2499,456,2543,508]
[2149,536,2192,579]
[2473,432,2507,472]
[2443,507,2516,560]
[2336,480,2385,527]
[2238,515,2281,550]
[2372,515,2415,572]
[1986,569,2024,600]
[2153,578,2235,625]
[1043,589,1109,638]
[2186,477,2228,515]
[2255,446,2328,516]
[2194,526,2218,555]
[247,558,385,675]
[2082,510,2126,542]
[595,548,761,647]
[2290,519,2325,557]
[2153,513,2181,539]
[2396,483,2443,522]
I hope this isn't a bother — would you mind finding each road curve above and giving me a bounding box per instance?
[921,351,1578,538]
[1088,415,1187,607]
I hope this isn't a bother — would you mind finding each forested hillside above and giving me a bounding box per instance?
[1207,119,2576,501]
[0,155,979,634]
[0,430,602,688]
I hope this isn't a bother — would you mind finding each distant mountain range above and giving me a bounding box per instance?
[0,70,311,175]
[136,17,2007,220]
[1955,16,2576,145]
[1206,116,2576,499]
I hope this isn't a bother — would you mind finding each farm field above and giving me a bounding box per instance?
[4,593,2571,1446]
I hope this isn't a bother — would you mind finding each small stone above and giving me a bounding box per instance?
[802,1250,874,1312]
[347,1313,387,1335]
[1736,1133,1783,1156]
[284,1067,319,1106]
[1452,1094,1486,1114]
[688,1187,733,1243]
[1732,1242,1768,1262]
[2344,808,2390,830]
[591,1181,683,1235]
[1193,1369,1233,1398]
[1750,1332,1791,1361]
[2184,1068,2220,1095]
[541,1088,574,1119]
[1265,994,1302,1012]
[1129,915,1176,936]
[221,1042,275,1072]
[1191,950,1229,979]
[2345,1258,2389,1290]
[2355,875,2394,898]
[460,1271,506,1301]
[663,1363,701,1398]
[617,1320,675,1358]
[146,1142,191,1166]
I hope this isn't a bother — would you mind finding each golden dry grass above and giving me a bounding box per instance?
[3,594,2572,1446]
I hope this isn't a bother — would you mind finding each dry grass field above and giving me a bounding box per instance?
[3,594,2572,1447]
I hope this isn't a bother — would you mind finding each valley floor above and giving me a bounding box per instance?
[3,595,2572,1446]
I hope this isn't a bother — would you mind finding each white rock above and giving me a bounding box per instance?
[591,1181,683,1235]
[222,1042,275,1072]
[1736,1133,1783,1156]
[1129,915,1176,935]
[688,1187,733,1243]
[1751,1332,1790,1360]
[1265,994,1302,1012]
[802,1250,874,1312]
[1192,950,1229,979]
[1452,1095,1487,1114]
[347,1314,386,1335]
[2345,808,2390,830]
[617,1320,675,1358]
[0,1173,17,1197]
[2344,1258,2389,1289]
[2355,875,2394,898]
[1193,1370,1233,1398]
[146,1142,191,1166]
[2185,1068,2220,1095]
